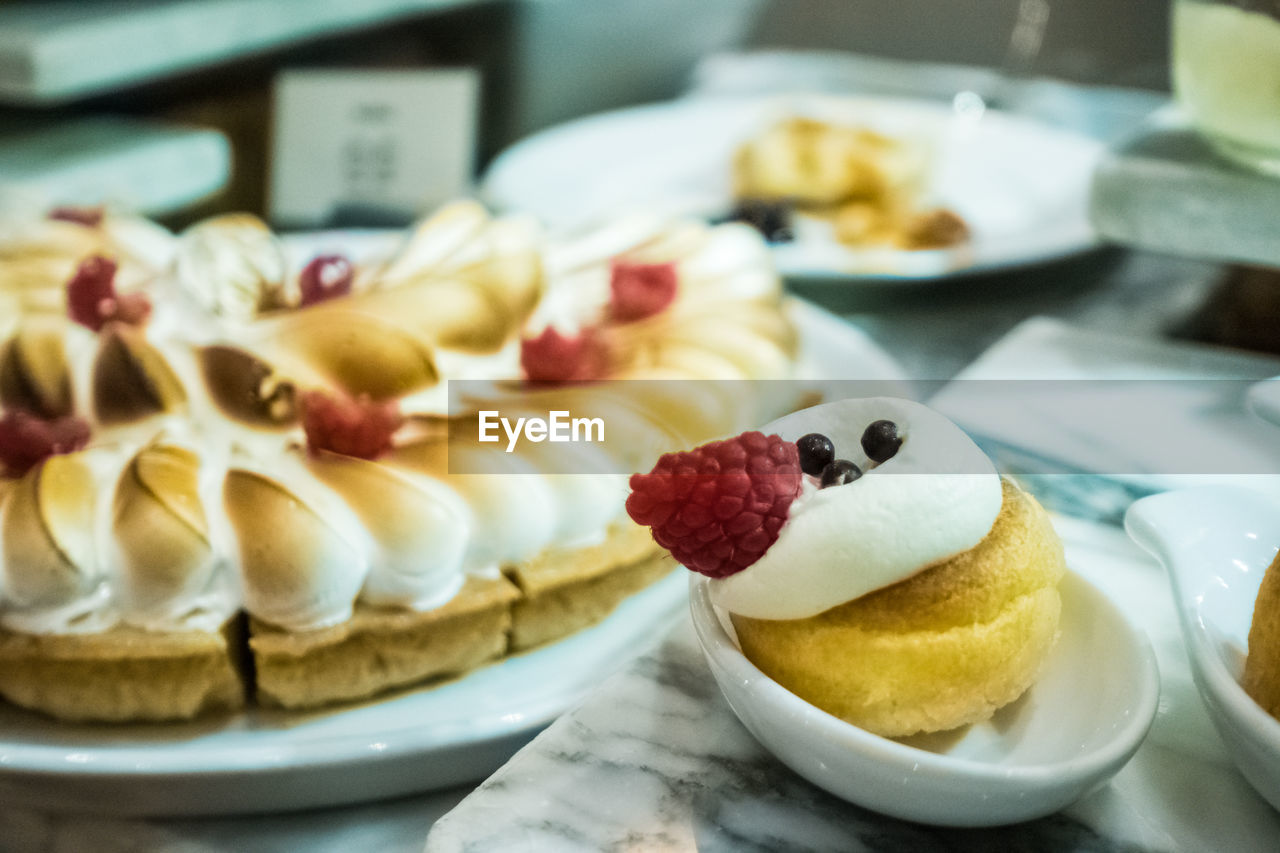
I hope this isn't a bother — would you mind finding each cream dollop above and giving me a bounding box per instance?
[709,397,1002,620]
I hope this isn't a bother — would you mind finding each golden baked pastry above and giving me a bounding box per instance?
[0,202,800,721]
[0,620,244,723]
[732,480,1064,737]
[251,576,517,710]
[732,116,969,250]
[1244,551,1280,718]
[504,522,671,651]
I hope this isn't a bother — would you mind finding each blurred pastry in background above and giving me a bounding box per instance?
[731,116,969,251]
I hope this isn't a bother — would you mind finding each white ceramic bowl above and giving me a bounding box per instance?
[1126,485,1280,812]
[688,570,1158,827]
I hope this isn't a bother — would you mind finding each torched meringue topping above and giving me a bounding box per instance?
[0,202,798,635]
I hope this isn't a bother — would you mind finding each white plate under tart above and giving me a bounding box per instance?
[0,279,904,815]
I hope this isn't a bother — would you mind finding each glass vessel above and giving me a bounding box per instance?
[1173,0,1280,176]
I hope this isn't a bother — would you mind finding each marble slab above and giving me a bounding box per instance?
[1090,110,1280,269]
[427,516,1280,853]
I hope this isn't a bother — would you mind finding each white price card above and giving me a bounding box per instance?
[269,68,478,227]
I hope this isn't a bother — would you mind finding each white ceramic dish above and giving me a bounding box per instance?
[0,228,904,815]
[481,94,1104,284]
[688,568,1159,827]
[1126,485,1280,812]
[0,570,686,817]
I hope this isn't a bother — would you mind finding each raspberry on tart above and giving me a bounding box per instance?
[609,260,678,322]
[520,326,609,383]
[299,390,403,460]
[626,430,801,578]
[0,411,91,477]
[298,254,354,307]
[66,255,152,332]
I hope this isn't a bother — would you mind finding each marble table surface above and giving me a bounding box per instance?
[426,516,1280,853]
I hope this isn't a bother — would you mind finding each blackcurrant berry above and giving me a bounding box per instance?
[861,419,902,463]
[820,459,862,487]
[796,432,835,476]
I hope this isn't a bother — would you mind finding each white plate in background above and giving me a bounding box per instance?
[482,94,1104,283]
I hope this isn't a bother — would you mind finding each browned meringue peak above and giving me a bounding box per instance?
[605,291,797,373]
[112,442,213,613]
[261,308,440,400]
[1,452,97,608]
[198,344,298,429]
[297,275,513,355]
[366,200,494,289]
[0,317,72,418]
[383,433,448,478]
[0,216,102,260]
[92,324,188,426]
[0,213,173,298]
[431,216,545,326]
[715,300,800,356]
[174,214,291,320]
[301,448,468,603]
[360,200,544,343]
[615,220,712,265]
[0,221,104,299]
[384,432,559,571]
[303,447,443,533]
[0,290,18,324]
[625,309,795,380]
[222,467,366,631]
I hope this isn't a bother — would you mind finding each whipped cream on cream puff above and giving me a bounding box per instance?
[710,398,1002,619]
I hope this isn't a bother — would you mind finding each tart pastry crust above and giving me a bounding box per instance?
[0,618,245,722]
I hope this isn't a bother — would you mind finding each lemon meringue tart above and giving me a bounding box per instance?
[0,202,797,721]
